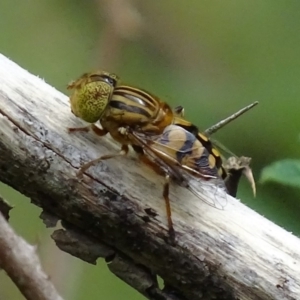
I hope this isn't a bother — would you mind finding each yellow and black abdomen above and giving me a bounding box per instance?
[149,125,222,179]
[195,132,227,180]
[172,118,226,179]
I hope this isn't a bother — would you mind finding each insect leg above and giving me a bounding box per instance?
[77,144,129,177]
[173,105,185,117]
[163,174,175,240]
[131,145,166,176]
[68,124,108,136]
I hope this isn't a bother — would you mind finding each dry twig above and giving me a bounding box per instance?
[0,196,64,300]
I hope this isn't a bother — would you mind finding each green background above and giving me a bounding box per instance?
[1,1,300,299]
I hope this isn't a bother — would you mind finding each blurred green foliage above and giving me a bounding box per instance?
[261,159,300,189]
[1,1,300,299]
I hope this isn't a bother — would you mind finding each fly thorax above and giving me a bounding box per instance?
[73,81,113,123]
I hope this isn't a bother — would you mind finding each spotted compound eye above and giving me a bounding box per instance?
[70,80,113,123]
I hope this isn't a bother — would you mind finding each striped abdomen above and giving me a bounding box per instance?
[172,118,226,179]
[149,125,223,179]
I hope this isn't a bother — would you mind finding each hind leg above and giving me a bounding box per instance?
[163,174,175,242]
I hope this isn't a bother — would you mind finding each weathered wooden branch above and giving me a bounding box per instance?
[0,53,299,300]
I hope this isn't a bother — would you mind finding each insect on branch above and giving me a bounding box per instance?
[0,54,299,300]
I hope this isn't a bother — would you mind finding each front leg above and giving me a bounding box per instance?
[77,144,129,177]
[68,124,108,137]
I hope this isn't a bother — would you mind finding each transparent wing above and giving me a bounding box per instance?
[135,125,220,179]
[128,126,228,209]
[187,176,228,210]
[209,137,237,159]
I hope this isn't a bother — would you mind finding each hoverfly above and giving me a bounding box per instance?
[68,71,256,237]
[68,71,233,182]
